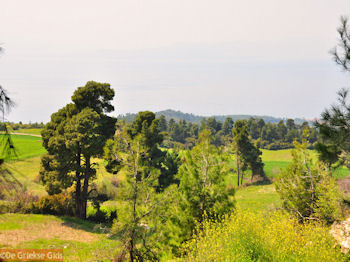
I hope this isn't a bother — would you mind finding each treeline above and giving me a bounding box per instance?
[119,109,309,125]
[157,115,318,150]
[5,121,45,130]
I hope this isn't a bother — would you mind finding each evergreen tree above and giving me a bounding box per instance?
[315,17,350,167]
[109,125,174,261]
[232,120,266,185]
[175,130,235,241]
[275,139,342,224]
[223,117,234,136]
[40,81,116,219]
[158,115,168,132]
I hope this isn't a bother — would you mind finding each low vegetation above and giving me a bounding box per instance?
[183,210,346,262]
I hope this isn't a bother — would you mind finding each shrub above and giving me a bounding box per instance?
[87,206,117,224]
[4,190,39,213]
[183,209,346,261]
[275,140,343,224]
[31,192,74,216]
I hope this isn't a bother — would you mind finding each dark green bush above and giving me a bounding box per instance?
[87,206,117,224]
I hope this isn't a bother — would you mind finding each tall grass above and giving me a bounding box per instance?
[183,209,346,261]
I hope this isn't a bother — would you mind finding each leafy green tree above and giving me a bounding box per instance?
[315,17,350,167]
[175,130,235,239]
[40,81,116,219]
[158,115,168,132]
[232,120,266,185]
[247,118,260,140]
[127,111,170,188]
[315,89,350,168]
[106,111,178,191]
[232,121,249,186]
[223,117,234,136]
[275,139,342,224]
[108,125,174,261]
[331,16,350,71]
[286,119,296,130]
[277,120,287,140]
[0,86,20,198]
[0,48,20,198]
[158,149,181,190]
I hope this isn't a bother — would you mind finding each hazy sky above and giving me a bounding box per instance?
[0,0,349,122]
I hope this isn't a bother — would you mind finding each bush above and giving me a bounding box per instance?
[183,209,346,261]
[31,192,74,216]
[275,140,343,224]
[87,206,117,224]
[2,190,39,213]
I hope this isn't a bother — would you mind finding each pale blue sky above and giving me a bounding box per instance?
[0,0,349,122]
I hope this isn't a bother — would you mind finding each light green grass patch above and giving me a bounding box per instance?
[17,238,120,262]
[0,214,121,261]
[3,156,46,196]
[16,129,43,135]
[1,134,46,160]
[0,213,56,230]
[261,148,318,162]
[236,184,281,212]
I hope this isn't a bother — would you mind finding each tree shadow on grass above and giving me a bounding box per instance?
[60,216,112,235]
[239,177,273,188]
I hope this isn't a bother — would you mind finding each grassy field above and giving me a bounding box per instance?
[236,184,281,212]
[261,149,349,179]
[15,128,43,135]
[0,134,46,160]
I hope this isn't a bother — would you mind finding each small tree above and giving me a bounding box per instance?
[275,139,342,224]
[107,125,173,261]
[331,16,350,71]
[315,16,350,168]
[232,120,266,185]
[0,46,19,198]
[175,130,235,240]
[105,111,179,191]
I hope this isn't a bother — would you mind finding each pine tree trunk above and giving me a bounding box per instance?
[80,156,91,220]
[75,149,82,219]
[75,178,82,218]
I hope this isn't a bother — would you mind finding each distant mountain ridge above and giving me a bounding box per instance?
[118,109,311,125]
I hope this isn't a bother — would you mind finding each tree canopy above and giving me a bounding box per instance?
[40,81,116,219]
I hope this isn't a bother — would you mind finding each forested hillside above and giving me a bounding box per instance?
[118,109,311,125]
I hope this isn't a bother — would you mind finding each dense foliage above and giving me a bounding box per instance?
[315,17,350,169]
[119,109,309,125]
[231,120,266,185]
[156,115,318,150]
[40,81,116,219]
[105,119,175,261]
[174,130,235,238]
[275,139,343,224]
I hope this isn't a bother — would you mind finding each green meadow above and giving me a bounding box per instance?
[15,128,43,135]
[0,134,46,160]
